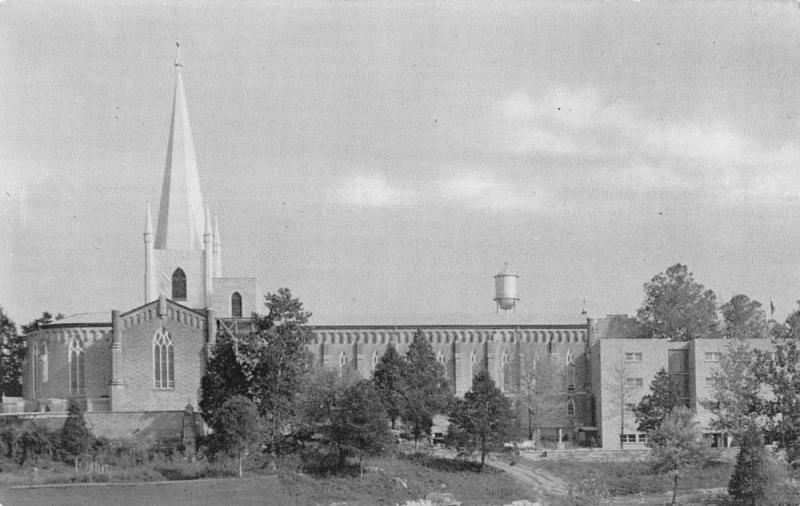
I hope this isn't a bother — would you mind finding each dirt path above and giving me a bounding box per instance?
[488,458,569,497]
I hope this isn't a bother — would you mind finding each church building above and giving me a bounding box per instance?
[7,50,753,450]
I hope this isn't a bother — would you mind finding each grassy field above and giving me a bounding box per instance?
[0,453,538,506]
[528,457,735,497]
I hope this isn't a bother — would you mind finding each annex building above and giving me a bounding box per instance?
[2,53,766,450]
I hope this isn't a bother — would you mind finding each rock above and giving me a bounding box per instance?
[424,491,461,505]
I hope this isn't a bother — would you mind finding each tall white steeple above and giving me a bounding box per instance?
[154,41,206,251]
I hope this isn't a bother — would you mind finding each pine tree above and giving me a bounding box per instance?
[647,406,714,506]
[634,369,681,433]
[401,330,451,448]
[333,380,393,476]
[60,399,92,471]
[447,371,516,470]
[373,345,406,429]
[729,425,770,506]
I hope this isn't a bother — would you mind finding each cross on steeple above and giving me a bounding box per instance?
[174,40,183,70]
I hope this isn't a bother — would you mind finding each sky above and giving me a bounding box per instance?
[4,0,800,325]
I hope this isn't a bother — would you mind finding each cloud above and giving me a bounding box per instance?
[496,88,800,203]
[332,175,414,208]
[439,173,543,210]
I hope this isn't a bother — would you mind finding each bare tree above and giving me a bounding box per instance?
[605,357,635,449]
[515,352,565,444]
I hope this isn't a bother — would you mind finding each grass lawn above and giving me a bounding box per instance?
[528,457,734,497]
[0,453,537,506]
[277,453,537,506]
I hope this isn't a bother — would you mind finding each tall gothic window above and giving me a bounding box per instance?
[172,268,186,300]
[153,329,174,389]
[69,338,86,395]
[231,292,242,318]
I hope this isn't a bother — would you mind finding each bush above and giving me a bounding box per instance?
[729,428,771,505]
[59,399,93,462]
[14,421,55,465]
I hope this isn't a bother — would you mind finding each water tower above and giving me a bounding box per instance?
[494,263,519,313]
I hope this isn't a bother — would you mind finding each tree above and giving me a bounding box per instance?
[774,300,800,340]
[647,406,715,506]
[21,311,64,335]
[401,330,452,448]
[200,333,249,428]
[372,345,406,429]
[0,310,63,398]
[515,352,563,443]
[0,308,22,397]
[299,370,391,475]
[214,395,262,477]
[200,288,313,454]
[753,340,800,468]
[636,264,719,341]
[728,424,770,506]
[702,339,762,444]
[634,369,681,433]
[333,380,393,476]
[605,358,635,449]
[721,295,767,340]
[60,399,92,472]
[447,371,517,470]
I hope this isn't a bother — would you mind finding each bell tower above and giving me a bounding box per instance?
[144,42,216,308]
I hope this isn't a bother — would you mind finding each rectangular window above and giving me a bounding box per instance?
[638,434,648,443]
[669,349,691,407]
[625,377,644,388]
[619,434,637,443]
[704,352,722,363]
[624,352,643,363]
[625,402,637,412]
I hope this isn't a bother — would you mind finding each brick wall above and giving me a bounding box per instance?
[116,301,206,412]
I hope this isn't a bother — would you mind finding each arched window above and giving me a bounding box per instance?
[437,350,446,365]
[567,400,575,417]
[372,351,380,372]
[339,351,348,376]
[153,329,174,389]
[172,268,186,300]
[69,338,86,395]
[231,292,243,318]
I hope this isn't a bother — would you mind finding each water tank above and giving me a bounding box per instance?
[494,264,519,312]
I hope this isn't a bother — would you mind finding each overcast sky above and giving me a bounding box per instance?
[4,0,800,325]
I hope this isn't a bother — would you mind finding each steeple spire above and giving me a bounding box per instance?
[145,203,153,235]
[213,214,222,276]
[154,42,206,250]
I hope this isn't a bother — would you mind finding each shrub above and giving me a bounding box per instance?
[59,399,93,464]
[729,427,770,505]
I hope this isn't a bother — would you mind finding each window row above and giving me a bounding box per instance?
[32,340,86,396]
[620,433,648,444]
[31,329,178,396]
